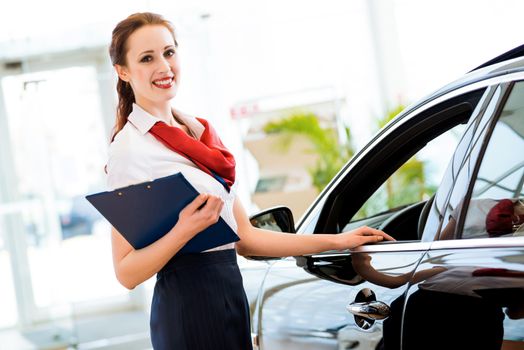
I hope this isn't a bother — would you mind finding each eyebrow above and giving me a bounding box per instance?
[139,45,175,56]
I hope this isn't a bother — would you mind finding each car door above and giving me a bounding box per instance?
[252,83,493,350]
[401,81,524,350]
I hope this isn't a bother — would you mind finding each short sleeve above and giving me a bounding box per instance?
[106,140,152,190]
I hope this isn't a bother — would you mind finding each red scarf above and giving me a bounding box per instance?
[149,117,236,191]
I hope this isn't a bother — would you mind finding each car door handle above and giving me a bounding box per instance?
[347,301,391,320]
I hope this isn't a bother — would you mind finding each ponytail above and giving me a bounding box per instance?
[111,79,135,141]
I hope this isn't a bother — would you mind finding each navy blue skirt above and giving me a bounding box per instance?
[150,249,253,350]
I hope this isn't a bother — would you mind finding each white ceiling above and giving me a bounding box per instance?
[0,0,367,61]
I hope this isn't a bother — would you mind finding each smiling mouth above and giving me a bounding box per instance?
[152,77,174,89]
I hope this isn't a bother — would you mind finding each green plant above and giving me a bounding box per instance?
[263,112,353,192]
[354,104,437,220]
[380,105,436,206]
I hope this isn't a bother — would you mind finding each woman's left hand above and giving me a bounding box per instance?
[334,226,395,250]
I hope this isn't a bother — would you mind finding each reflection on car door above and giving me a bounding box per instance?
[257,247,430,350]
[401,244,524,350]
[405,81,524,350]
[257,257,344,350]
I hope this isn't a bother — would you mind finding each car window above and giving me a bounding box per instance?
[456,81,524,239]
[351,124,464,222]
[421,85,502,241]
[328,89,486,239]
[332,89,486,241]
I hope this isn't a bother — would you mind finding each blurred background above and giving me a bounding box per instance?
[0,0,523,348]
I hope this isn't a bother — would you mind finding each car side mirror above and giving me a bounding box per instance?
[246,206,295,260]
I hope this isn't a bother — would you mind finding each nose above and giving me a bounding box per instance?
[157,56,171,73]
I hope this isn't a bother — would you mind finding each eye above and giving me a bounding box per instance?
[164,49,176,57]
[140,55,153,63]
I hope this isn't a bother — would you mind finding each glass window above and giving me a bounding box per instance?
[422,86,502,241]
[459,82,524,239]
[343,90,490,241]
[351,123,465,222]
[433,87,499,220]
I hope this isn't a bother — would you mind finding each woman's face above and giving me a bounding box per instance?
[116,24,180,108]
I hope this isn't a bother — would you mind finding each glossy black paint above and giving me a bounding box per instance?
[244,48,524,350]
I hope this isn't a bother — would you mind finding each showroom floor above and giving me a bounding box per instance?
[0,310,152,350]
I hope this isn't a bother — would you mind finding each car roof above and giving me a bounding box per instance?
[469,43,524,72]
[393,45,524,125]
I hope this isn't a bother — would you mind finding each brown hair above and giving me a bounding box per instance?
[108,12,177,141]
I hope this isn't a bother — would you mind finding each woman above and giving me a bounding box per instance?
[107,12,392,350]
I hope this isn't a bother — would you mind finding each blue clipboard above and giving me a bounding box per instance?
[85,172,239,253]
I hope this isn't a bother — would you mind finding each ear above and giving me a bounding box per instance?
[114,64,129,82]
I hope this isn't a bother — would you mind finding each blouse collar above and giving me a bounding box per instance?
[128,103,205,139]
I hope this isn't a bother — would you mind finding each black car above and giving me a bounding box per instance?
[244,45,524,350]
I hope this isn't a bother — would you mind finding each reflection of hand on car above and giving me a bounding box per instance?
[351,253,445,289]
[352,256,524,322]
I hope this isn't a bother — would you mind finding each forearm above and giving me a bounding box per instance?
[114,226,192,289]
[237,227,339,257]
[233,197,389,257]
[113,193,224,289]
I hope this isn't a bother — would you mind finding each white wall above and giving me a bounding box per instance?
[1,0,524,204]
[3,0,523,145]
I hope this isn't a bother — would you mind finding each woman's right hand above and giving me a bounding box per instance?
[177,193,224,237]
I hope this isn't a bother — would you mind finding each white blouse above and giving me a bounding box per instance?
[106,103,237,252]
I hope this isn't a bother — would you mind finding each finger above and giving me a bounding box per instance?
[212,198,224,213]
[213,201,225,221]
[206,195,222,208]
[363,227,395,241]
[363,235,384,244]
[203,197,223,222]
[186,193,210,212]
[377,230,395,241]
[201,195,223,214]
